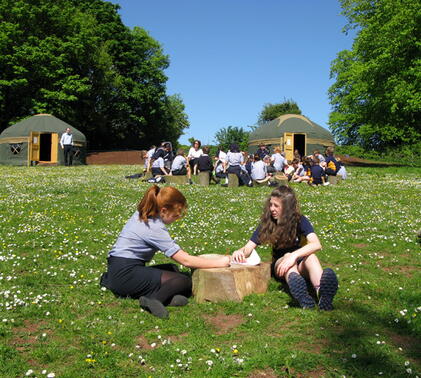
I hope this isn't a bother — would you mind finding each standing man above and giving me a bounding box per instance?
[60,127,74,166]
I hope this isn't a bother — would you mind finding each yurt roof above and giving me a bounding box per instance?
[249,114,334,141]
[0,114,86,141]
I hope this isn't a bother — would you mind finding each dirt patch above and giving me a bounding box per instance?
[381,265,415,278]
[10,320,50,349]
[135,335,154,350]
[248,368,278,377]
[168,333,189,344]
[353,243,368,249]
[87,150,143,165]
[388,331,421,363]
[202,313,245,335]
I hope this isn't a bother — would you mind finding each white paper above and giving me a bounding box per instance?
[231,249,261,266]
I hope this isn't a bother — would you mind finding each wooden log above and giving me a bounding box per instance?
[192,258,271,303]
[165,175,188,185]
[328,175,341,185]
[228,173,239,187]
[198,171,210,186]
[273,173,289,186]
[253,180,267,187]
[143,171,153,180]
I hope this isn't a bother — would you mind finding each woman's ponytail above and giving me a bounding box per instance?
[138,185,160,223]
[137,185,187,223]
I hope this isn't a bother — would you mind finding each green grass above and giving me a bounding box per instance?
[0,165,420,377]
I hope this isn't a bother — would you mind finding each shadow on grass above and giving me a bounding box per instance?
[317,300,420,377]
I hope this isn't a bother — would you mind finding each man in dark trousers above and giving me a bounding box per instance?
[60,127,74,166]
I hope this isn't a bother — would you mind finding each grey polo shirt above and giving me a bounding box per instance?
[171,155,187,171]
[108,212,181,261]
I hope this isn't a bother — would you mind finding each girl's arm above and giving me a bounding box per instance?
[171,249,230,269]
[275,233,321,277]
[232,240,257,263]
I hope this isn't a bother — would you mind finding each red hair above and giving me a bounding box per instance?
[137,185,187,223]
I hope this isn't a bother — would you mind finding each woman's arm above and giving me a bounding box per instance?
[171,249,230,269]
[231,240,257,263]
[275,233,322,277]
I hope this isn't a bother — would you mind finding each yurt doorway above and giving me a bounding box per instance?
[283,132,306,160]
[29,132,58,164]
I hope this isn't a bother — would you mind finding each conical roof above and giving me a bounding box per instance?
[0,114,86,142]
[249,114,333,142]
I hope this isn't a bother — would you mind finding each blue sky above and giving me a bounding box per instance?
[112,0,355,145]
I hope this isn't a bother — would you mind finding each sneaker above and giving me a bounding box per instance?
[323,182,330,186]
[318,268,338,311]
[139,296,169,319]
[221,183,228,187]
[288,272,316,309]
[268,181,278,187]
[168,295,189,307]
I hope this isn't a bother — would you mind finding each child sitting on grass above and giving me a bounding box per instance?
[100,185,230,319]
[232,186,338,310]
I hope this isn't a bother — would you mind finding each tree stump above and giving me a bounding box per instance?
[192,258,271,303]
[165,175,188,184]
[328,175,341,185]
[274,173,289,186]
[143,171,152,180]
[198,171,210,186]
[228,174,239,187]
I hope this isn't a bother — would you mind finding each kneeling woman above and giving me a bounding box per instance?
[100,185,230,318]
[232,186,338,310]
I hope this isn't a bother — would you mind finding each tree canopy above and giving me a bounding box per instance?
[0,0,189,149]
[328,0,420,150]
[258,99,302,124]
[214,126,249,152]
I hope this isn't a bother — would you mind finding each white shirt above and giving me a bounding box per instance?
[225,151,243,166]
[171,155,187,171]
[272,153,286,171]
[60,132,73,146]
[188,147,203,159]
[251,160,267,180]
[151,157,164,169]
[218,151,227,161]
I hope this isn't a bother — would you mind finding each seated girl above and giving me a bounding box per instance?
[100,185,230,319]
[232,186,338,310]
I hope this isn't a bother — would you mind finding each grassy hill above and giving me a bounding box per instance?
[0,165,420,377]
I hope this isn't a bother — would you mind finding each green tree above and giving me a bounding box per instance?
[328,0,420,150]
[214,126,249,152]
[258,99,301,124]
[0,0,189,149]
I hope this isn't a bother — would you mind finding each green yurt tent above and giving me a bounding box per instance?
[249,114,335,160]
[0,114,86,166]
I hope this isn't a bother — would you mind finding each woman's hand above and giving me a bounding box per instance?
[275,253,297,277]
[232,248,246,263]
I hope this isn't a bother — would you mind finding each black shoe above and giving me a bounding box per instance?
[139,297,169,319]
[268,181,278,187]
[221,183,228,187]
[318,268,338,311]
[168,295,189,307]
[288,272,316,309]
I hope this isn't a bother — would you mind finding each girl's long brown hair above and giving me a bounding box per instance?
[137,185,187,223]
[258,186,301,249]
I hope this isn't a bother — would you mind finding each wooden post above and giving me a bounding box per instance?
[274,173,289,186]
[228,174,239,187]
[198,171,210,186]
[328,175,341,185]
[143,172,152,180]
[165,175,188,184]
[192,261,271,303]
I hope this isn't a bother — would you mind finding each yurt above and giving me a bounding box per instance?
[0,114,86,166]
[249,114,335,160]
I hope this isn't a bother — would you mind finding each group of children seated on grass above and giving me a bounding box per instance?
[131,141,347,187]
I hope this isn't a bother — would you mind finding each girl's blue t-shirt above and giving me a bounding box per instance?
[250,215,314,257]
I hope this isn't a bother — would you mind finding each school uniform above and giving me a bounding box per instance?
[100,212,182,298]
[187,147,203,172]
[310,165,326,185]
[151,157,166,176]
[171,155,187,175]
[225,152,251,186]
[272,153,286,172]
[251,160,267,181]
[250,215,314,275]
[325,156,341,176]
